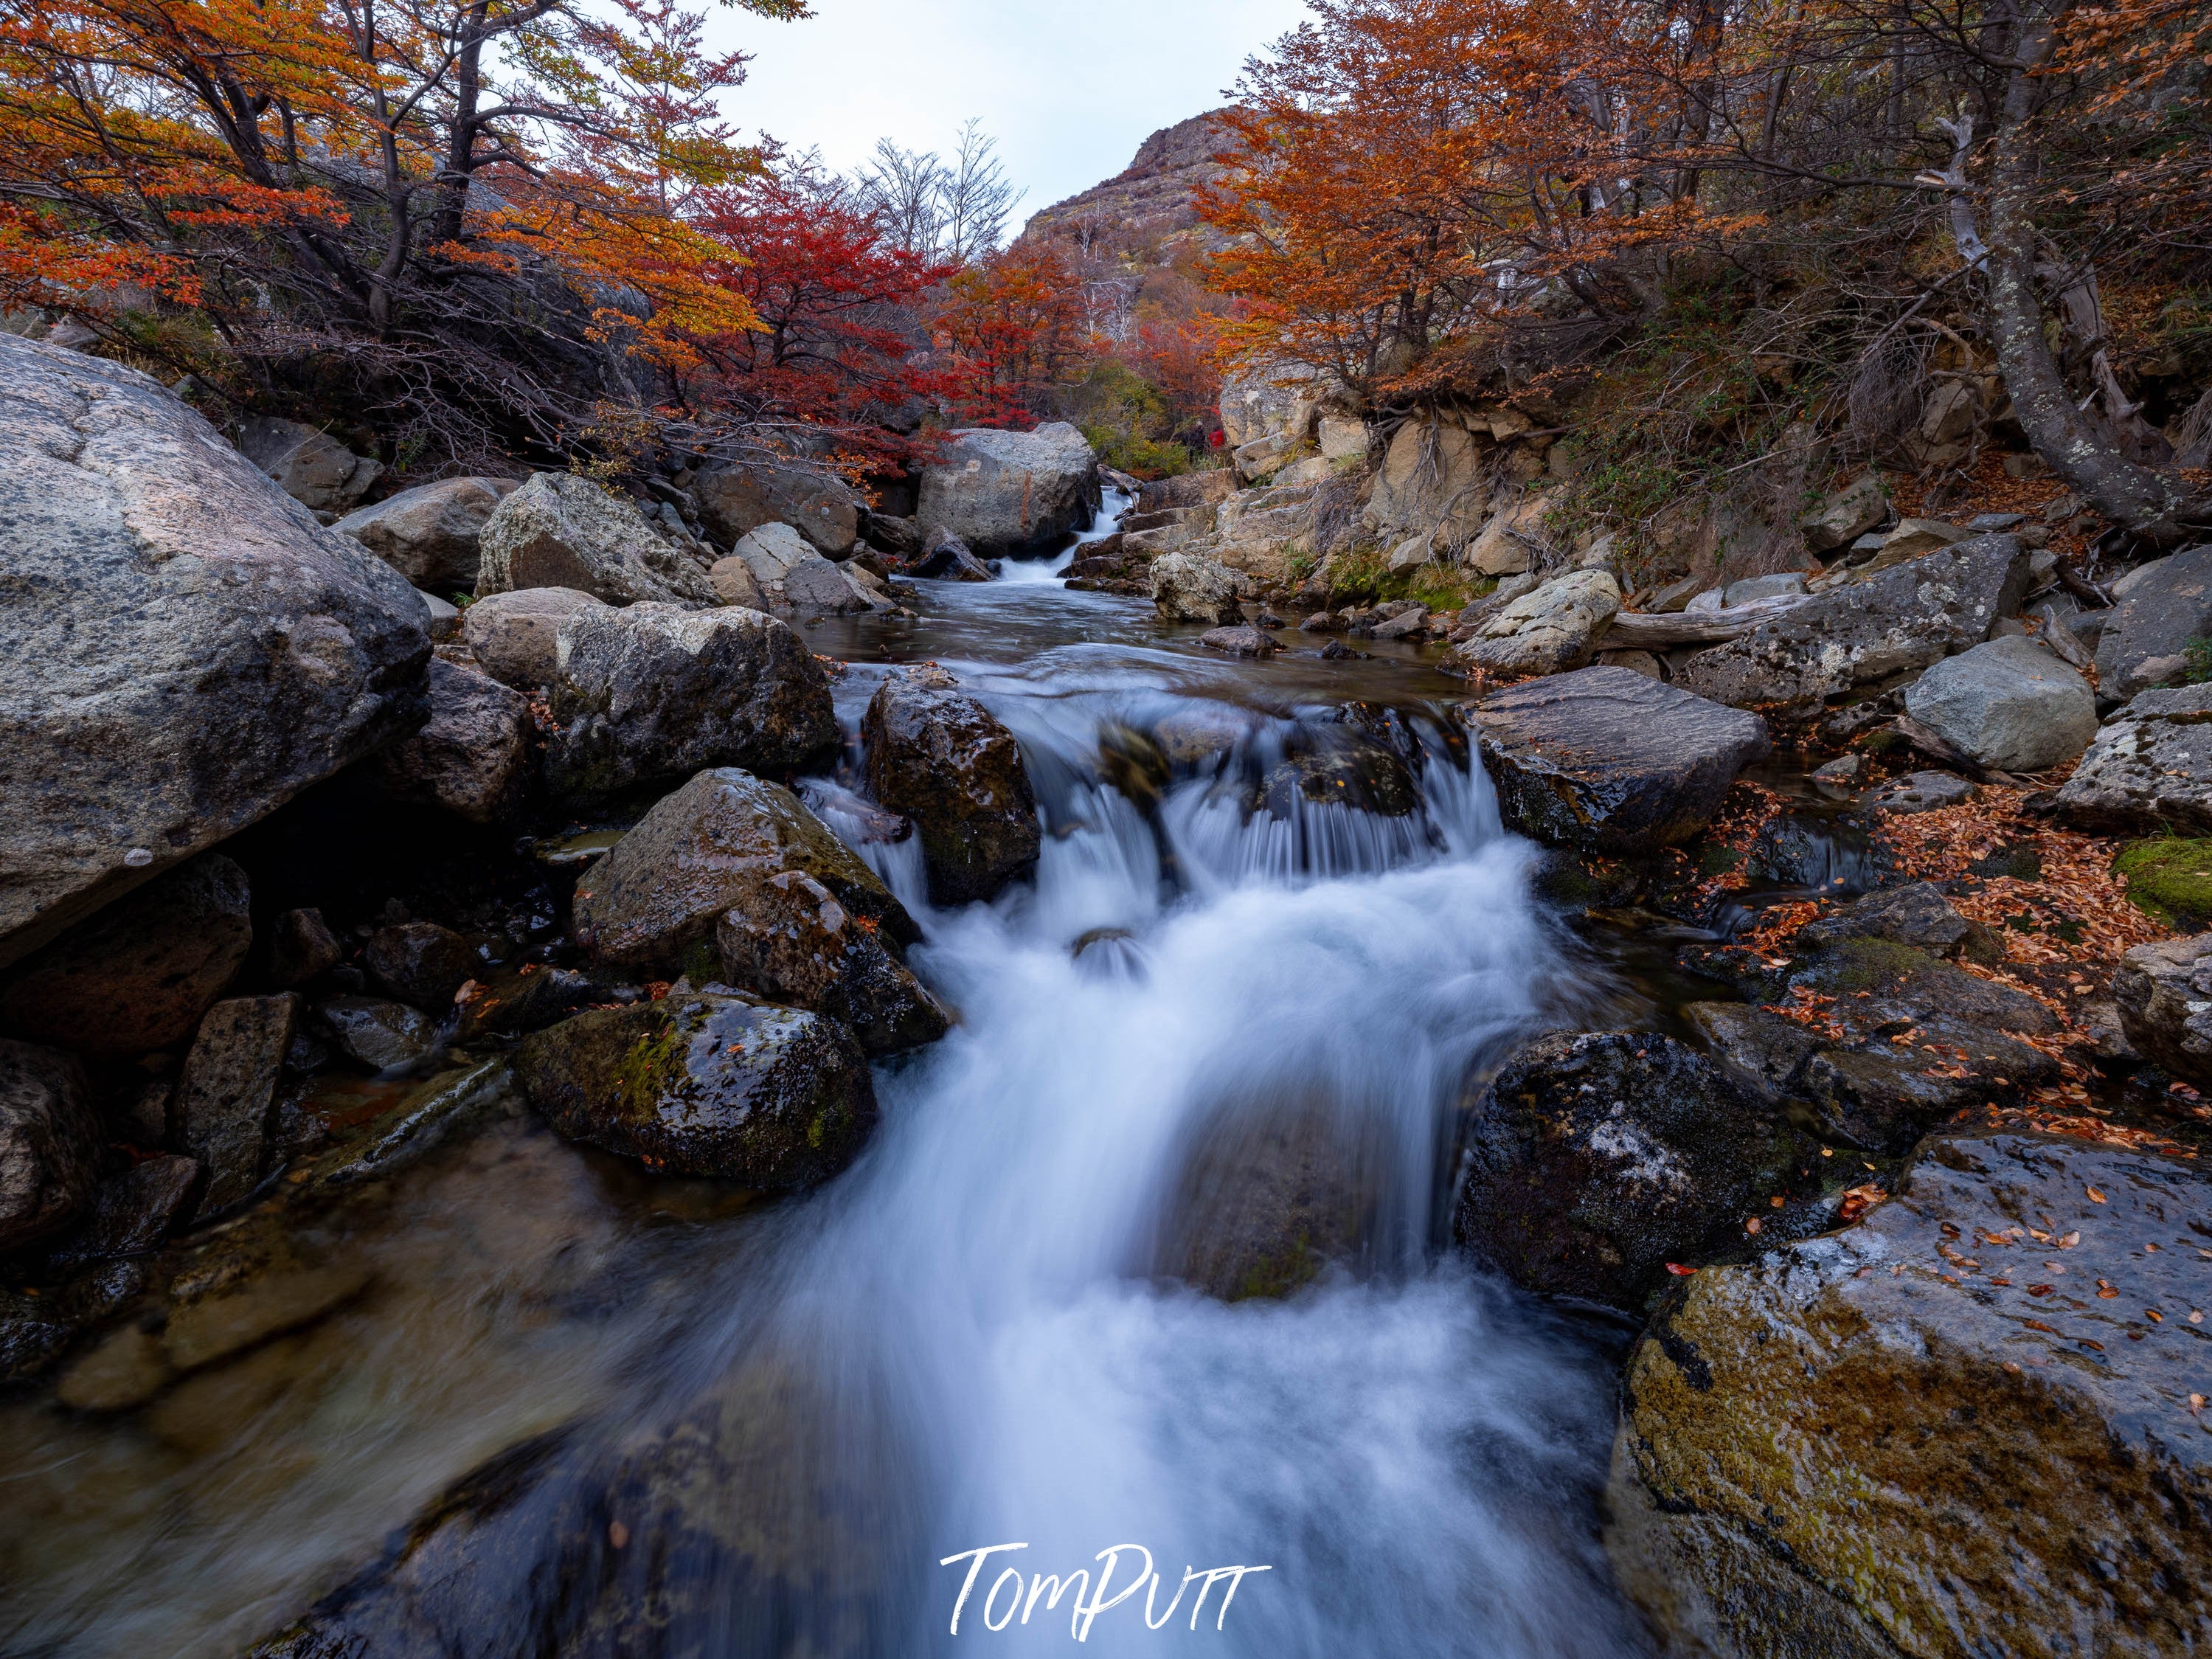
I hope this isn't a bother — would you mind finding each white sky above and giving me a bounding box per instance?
[704,0,1310,226]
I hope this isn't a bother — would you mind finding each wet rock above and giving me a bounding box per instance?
[0,336,429,971]
[0,1038,103,1253]
[2094,541,2212,700]
[911,527,994,581]
[1454,1033,1807,1309]
[1795,881,1980,957]
[1199,623,1277,657]
[1866,769,1975,814]
[2052,683,2212,835]
[1609,1131,2212,1659]
[456,968,600,1039]
[298,1059,509,1194]
[237,417,382,513]
[475,473,716,607]
[515,994,876,1187]
[318,996,441,1072]
[459,586,607,689]
[37,1154,201,1270]
[543,603,839,800]
[1149,551,1246,624]
[170,994,302,1216]
[2113,932,2212,1084]
[1679,1002,1823,1101]
[269,908,342,989]
[372,656,531,823]
[862,667,1041,904]
[1901,635,2098,772]
[1674,536,2028,711]
[1259,723,1419,818]
[55,1320,170,1412]
[571,769,939,1054]
[917,423,1099,557]
[693,459,862,558]
[364,923,475,1010]
[164,1264,372,1372]
[1451,569,1622,679]
[1467,666,1770,851]
[0,852,252,1053]
[332,477,518,592]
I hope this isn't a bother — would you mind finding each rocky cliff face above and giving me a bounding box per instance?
[1020,110,1232,254]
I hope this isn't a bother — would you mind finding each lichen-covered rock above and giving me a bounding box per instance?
[372,656,530,823]
[0,1038,103,1253]
[475,473,716,607]
[2052,682,2212,835]
[1901,635,2098,772]
[2094,541,2212,700]
[333,477,517,592]
[572,769,943,1055]
[1148,550,1246,624]
[457,586,607,690]
[1609,1131,2212,1659]
[514,993,876,1187]
[237,417,382,513]
[543,603,839,800]
[693,459,862,557]
[1452,1032,1808,1309]
[861,667,1041,904]
[0,852,251,1054]
[170,993,301,1216]
[917,423,1100,557]
[1450,569,1622,679]
[2113,932,2212,1084]
[1674,535,2029,710]
[0,335,429,970]
[1467,666,1770,851]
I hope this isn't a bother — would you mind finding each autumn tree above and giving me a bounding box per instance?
[932,240,1094,426]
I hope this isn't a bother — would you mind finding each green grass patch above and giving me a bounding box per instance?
[2113,838,2212,929]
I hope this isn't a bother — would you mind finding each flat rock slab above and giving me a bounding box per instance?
[1467,665,1771,851]
[1867,769,1975,814]
[2053,682,2212,835]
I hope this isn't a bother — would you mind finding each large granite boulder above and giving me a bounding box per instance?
[1466,666,1770,851]
[0,1039,103,1253]
[543,604,839,800]
[1450,570,1622,679]
[236,416,382,513]
[916,423,1100,557]
[571,769,943,1055]
[457,586,606,689]
[2113,932,2212,1084]
[0,336,430,970]
[0,852,251,1054]
[727,522,874,614]
[515,993,876,1188]
[2095,542,2212,700]
[1901,635,2098,772]
[861,667,1041,904]
[1453,1033,1807,1309]
[2051,683,2212,834]
[1149,551,1246,624]
[475,473,717,607]
[372,656,531,823]
[1610,1131,2212,1659]
[693,459,862,558]
[332,477,517,592]
[1674,535,2029,710]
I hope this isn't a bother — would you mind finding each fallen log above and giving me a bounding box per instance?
[1593,594,1814,651]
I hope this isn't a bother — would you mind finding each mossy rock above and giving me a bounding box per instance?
[2113,838,2212,930]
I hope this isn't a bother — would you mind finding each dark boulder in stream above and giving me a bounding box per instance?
[1609,1131,2212,1659]
[862,667,1041,904]
[516,993,875,1187]
[364,921,476,1011]
[0,1037,105,1253]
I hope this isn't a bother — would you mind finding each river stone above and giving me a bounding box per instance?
[37,1154,200,1270]
[1798,473,1886,554]
[170,994,302,1216]
[1679,1002,1823,1101]
[1149,550,1245,624]
[1794,881,1977,957]
[1258,722,1419,818]
[2051,682,2212,835]
[1466,666,1771,851]
[2112,932,2212,1084]
[165,1264,373,1373]
[693,459,862,558]
[318,995,441,1072]
[707,555,769,609]
[0,1038,103,1253]
[475,473,717,607]
[2094,542,2212,700]
[1866,769,1976,813]
[1451,569,1622,679]
[729,522,871,614]
[1674,536,2029,710]
[236,417,381,513]
[1901,635,2098,772]
[713,879,948,1056]
[332,477,517,592]
[916,423,1100,557]
[458,586,606,689]
[0,336,430,971]
[861,667,1041,904]
[543,603,839,800]
[1454,1033,1807,1309]
[372,656,531,823]
[364,923,474,1011]
[909,527,994,582]
[1199,623,1277,657]
[515,994,876,1187]
[269,908,342,990]
[1609,1131,2212,1659]
[0,852,252,1054]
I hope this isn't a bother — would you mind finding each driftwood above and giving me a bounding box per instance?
[1593,593,1814,651]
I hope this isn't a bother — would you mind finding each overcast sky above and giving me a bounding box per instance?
[705,0,1309,226]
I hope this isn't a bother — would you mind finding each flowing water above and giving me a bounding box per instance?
[0,495,1657,1657]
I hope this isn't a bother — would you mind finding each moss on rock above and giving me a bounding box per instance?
[2113,837,2212,930]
